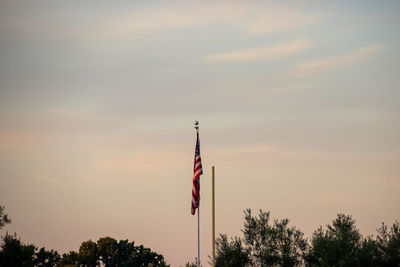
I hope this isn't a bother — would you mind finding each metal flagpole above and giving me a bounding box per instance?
[198,204,200,267]
[192,121,203,267]
[194,122,201,267]
[212,166,216,267]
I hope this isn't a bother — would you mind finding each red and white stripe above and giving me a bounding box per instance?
[191,132,203,215]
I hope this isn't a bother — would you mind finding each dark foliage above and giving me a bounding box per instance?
[1,204,398,267]
[305,214,362,266]
[216,211,400,267]
[0,234,168,267]
[376,221,400,266]
[242,209,307,266]
[35,247,61,267]
[215,234,249,267]
[0,233,36,267]
[305,214,400,267]
[57,236,169,267]
[0,206,11,230]
[59,251,79,266]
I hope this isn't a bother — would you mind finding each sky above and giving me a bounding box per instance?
[0,0,399,266]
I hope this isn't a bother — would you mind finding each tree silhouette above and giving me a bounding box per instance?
[70,237,169,267]
[0,205,11,230]
[242,209,307,266]
[0,202,398,267]
[377,221,400,266]
[215,234,249,267]
[0,233,35,267]
[60,251,79,266]
[35,247,60,267]
[97,237,118,266]
[305,214,400,267]
[78,240,98,267]
[306,214,361,266]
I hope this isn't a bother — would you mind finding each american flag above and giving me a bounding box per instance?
[191,129,203,215]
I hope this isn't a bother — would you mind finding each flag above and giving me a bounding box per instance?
[191,129,203,215]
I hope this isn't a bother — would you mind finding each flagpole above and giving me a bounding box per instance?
[198,204,200,267]
[194,122,201,267]
[212,166,215,267]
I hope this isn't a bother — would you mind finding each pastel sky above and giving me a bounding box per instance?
[1,1,399,266]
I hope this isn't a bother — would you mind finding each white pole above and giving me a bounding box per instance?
[198,205,200,267]
[212,166,215,267]
[194,121,201,267]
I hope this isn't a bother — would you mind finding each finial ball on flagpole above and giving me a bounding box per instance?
[194,120,199,129]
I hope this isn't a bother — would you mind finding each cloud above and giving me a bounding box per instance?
[296,45,381,74]
[107,3,247,37]
[204,39,311,63]
[112,3,319,36]
[242,10,320,35]
[107,3,319,40]
[0,2,320,43]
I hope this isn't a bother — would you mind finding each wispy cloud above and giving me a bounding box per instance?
[204,39,311,63]
[296,45,381,74]
[109,3,319,40]
[108,3,247,36]
[1,2,320,42]
[242,10,320,35]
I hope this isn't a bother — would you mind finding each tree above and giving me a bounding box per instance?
[0,233,36,267]
[377,221,400,266]
[0,205,11,230]
[215,234,249,267]
[242,209,307,266]
[60,251,79,267]
[35,247,61,267]
[306,214,363,266]
[184,261,198,267]
[113,238,169,266]
[132,244,167,266]
[97,236,118,266]
[356,237,382,267]
[0,205,169,266]
[73,237,169,267]
[305,214,400,266]
[114,239,136,266]
[78,240,98,267]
